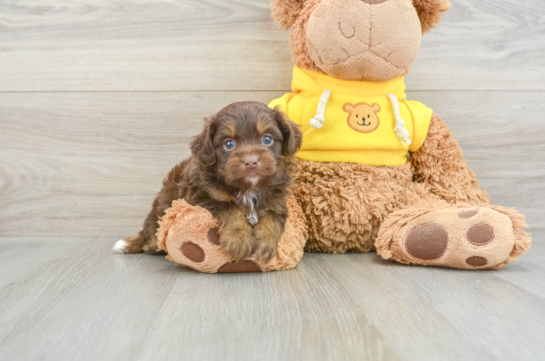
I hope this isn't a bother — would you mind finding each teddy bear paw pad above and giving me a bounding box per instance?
[405,224,448,260]
[207,228,220,245]
[218,261,262,273]
[181,242,205,263]
[466,223,494,246]
[465,256,488,267]
[397,207,515,269]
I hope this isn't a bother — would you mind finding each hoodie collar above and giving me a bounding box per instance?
[292,66,407,100]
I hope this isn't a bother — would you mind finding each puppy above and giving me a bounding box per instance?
[114,101,302,262]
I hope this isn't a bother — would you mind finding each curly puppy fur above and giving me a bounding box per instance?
[118,101,302,262]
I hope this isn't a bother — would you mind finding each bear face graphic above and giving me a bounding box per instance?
[343,102,381,133]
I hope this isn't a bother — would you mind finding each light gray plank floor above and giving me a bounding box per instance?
[1,232,543,361]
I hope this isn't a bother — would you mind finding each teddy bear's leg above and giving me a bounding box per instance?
[373,113,531,269]
[374,188,531,269]
[292,158,415,253]
[156,200,263,273]
[157,196,307,273]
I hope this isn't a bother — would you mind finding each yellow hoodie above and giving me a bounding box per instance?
[269,67,433,166]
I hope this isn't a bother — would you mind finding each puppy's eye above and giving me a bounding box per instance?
[224,139,236,151]
[261,135,273,146]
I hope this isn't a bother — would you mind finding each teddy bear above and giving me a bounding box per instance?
[158,0,530,272]
[267,0,531,269]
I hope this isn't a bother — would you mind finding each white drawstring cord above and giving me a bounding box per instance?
[387,93,411,146]
[309,89,331,129]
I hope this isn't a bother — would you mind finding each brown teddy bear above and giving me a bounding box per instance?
[267,0,531,269]
[158,0,530,272]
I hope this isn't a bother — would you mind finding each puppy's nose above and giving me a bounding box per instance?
[244,156,259,171]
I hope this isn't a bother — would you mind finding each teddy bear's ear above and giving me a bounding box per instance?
[271,0,306,30]
[413,0,451,34]
[371,104,381,113]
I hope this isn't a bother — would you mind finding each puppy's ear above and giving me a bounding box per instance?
[190,116,217,166]
[271,0,306,30]
[413,0,451,34]
[273,107,302,157]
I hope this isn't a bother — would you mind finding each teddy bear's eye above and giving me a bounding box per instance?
[368,115,370,118]
[356,114,359,118]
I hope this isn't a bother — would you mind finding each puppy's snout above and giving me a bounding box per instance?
[244,156,259,171]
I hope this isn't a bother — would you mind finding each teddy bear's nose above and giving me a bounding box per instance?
[361,0,389,4]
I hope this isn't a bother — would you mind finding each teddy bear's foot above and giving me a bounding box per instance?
[156,196,307,274]
[376,206,531,270]
[156,201,264,273]
[171,227,264,273]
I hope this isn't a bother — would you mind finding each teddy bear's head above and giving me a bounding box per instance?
[271,0,451,82]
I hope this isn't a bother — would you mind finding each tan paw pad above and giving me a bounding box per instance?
[181,242,205,263]
[218,261,262,273]
[466,256,488,267]
[466,223,494,246]
[405,224,448,260]
[459,209,478,219]
[207,229,220,245]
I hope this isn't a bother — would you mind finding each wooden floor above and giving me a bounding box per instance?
[0,234,544,361]
[1,0,544,360]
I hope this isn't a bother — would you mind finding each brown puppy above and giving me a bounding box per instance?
[114,101,302,262]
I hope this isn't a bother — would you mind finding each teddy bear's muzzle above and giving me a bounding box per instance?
[305,0,422,81]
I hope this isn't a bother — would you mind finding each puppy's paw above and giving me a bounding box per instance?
[220,229,254,262]
[253,242,277,263]
[252,214,283,263]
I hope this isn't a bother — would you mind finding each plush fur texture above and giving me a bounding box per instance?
[272,0,451,81]
[411,114,490,205]
[156,196,308,273]
[305,0,422,81]
[291,114,531,268]
[268,0,530,270]
[288,0,324,75]
[413,0,452,33]
[272,0,452,33]
[117,101,302,263]
[271,0,306,29]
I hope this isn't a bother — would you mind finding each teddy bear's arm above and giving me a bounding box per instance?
[410,113,490,206]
